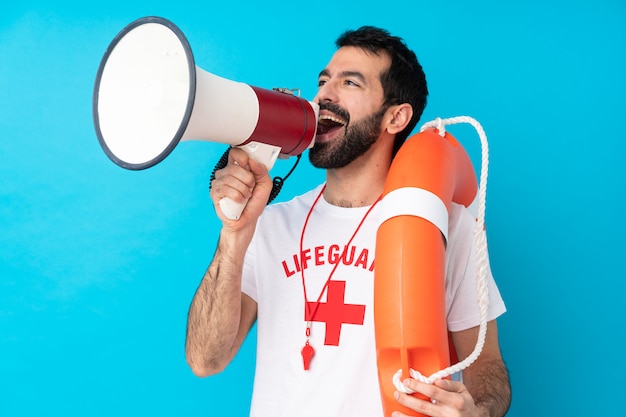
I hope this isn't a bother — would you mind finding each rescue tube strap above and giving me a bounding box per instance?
[379,187,449,242]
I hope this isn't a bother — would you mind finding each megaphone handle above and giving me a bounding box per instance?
[219,142,282,220]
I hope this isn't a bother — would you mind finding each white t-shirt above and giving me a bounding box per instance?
[242,184,506,417]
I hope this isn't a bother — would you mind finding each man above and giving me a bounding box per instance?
[186,26,511,417]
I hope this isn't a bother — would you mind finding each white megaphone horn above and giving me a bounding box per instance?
[93,16,319,220]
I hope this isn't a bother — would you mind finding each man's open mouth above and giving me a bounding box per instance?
[317,114,346,135]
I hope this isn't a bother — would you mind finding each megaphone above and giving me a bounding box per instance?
[93,16,319,219]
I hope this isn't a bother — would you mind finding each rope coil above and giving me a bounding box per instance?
[393,116,491,391]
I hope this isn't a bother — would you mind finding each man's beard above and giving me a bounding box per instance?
[309,105,388,169]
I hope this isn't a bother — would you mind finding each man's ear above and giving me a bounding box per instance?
[384,103,413,135]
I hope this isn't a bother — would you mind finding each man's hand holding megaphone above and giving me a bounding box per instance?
[210,148,274,227]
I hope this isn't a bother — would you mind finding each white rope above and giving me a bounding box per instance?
[393,116,491,391]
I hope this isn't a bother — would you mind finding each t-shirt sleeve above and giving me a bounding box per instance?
[241,231,258,302]
[445,204,506,332]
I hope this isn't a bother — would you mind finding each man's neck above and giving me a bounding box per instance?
[322,148,391,208]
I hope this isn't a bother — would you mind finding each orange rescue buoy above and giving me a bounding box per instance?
[374,127,478,416]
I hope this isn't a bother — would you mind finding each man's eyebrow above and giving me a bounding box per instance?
[341,70,367,84]
[318,69,330,78]
[317,69,368,84]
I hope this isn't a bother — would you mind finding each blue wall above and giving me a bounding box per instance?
[1,1,624,415]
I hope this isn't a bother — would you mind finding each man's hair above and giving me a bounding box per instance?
[336,26,428,155]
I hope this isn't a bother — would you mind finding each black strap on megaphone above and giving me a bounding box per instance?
[210,147,302,205]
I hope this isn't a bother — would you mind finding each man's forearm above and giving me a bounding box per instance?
[464,358,511,417]
[185,240,246,376]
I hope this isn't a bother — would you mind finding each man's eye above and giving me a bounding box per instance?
[318,79,328,87]
[345,79,359,87]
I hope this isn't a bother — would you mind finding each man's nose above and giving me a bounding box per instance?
[314,81,339,104]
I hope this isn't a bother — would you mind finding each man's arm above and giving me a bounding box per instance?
[452,320,511,417]
[185,235,258,377]
[185,148,273,377]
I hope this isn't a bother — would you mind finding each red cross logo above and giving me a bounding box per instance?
[305,280,366,346]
